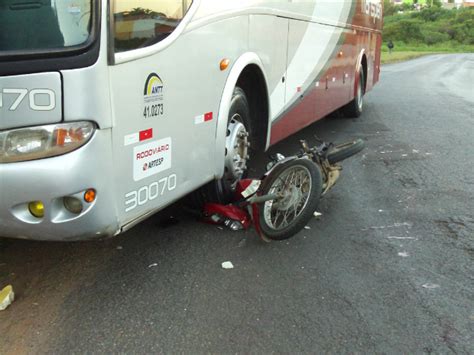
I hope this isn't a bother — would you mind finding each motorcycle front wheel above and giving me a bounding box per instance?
[258,158,322,241]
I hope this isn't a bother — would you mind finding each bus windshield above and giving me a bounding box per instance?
[0,0,93,53]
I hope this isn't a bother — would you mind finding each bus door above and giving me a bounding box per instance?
[107,1,213,226]
[107,1,249,226]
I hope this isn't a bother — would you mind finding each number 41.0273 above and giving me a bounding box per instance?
[144,104,164,118]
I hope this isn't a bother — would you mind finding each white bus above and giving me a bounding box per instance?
[0,0,382,241]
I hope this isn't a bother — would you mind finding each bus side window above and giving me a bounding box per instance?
[113,0,193,53]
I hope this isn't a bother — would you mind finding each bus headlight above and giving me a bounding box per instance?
[0,122,95,163]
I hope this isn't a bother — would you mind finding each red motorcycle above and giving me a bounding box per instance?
[203,139,365,242]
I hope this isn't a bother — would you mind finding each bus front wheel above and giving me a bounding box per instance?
[193,87,252,205]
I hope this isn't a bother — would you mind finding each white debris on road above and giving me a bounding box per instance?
[314,212,322,218]
[221,261,234,270]
[422,283,440,289]
[148,263,158,268]
[0,285,14,311]
[304,226,311,230]
[388,236,417,240]
[398,252,409,258]
[367,222,413,230]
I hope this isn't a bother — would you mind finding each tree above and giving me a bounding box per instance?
[383,0,397,17]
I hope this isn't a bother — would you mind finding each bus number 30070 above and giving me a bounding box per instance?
[125,174,177,212]
[144,104,164,119]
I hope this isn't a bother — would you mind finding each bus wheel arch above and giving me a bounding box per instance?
[189,53,270,205]
[213,53,270,180]
[235,64,270,153]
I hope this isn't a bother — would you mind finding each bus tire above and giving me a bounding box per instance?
[191,87,252,206]
[342,70,365,118]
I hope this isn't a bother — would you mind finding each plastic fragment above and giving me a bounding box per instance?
[304,226,311,230]
[422,283,440,289]
[388,236,416,240]
[221,261,234,270]
[314,212,322,218]
[148,263,158,268]
[0,285,14,311]
[398,252,409,258]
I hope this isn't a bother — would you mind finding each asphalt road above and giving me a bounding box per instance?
[1,54,473,354]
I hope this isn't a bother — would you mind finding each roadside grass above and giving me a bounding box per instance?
[381,51,441,64]
[381,42,474,53]
[381,43,474,64]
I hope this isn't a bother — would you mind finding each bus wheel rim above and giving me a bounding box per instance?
[224,114,249,189]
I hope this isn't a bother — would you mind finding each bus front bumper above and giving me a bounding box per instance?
[0,130,120,241]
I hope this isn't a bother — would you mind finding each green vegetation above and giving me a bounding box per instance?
[382,2,474,56]
[381,51,440,64]
[384,0,442,17]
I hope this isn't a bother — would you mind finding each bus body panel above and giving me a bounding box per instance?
[249,15,289,118]
[0,130,119,241]
[270,0,383,143]
[0,72,62,130]
[61,3,113,130]
[61,61,113,130]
